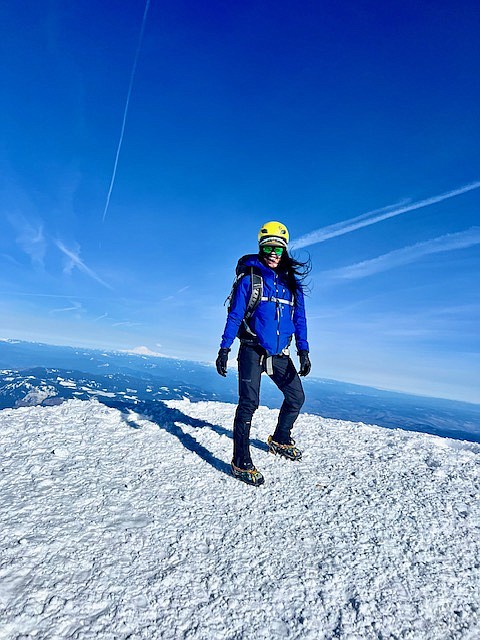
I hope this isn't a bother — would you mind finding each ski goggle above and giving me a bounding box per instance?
[261,246,284,256]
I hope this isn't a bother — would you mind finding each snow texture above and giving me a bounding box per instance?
[0,398,479,639]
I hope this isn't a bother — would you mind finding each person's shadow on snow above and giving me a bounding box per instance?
[99,397,269,478]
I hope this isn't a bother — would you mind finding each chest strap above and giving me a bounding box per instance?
[260,296,294,306]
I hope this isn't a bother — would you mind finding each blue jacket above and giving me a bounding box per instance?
[220,255,309,355]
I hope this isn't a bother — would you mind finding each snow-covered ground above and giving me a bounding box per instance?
[0,398,479,639]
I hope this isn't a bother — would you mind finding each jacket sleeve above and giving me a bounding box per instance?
[220,275,250,349]
[293,284,309,352]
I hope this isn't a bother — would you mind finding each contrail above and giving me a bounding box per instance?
[102,0,151,223]
[290,181,480,250]
[326,226,480,281]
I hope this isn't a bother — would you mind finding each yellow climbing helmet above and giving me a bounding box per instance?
[258,221,289,248]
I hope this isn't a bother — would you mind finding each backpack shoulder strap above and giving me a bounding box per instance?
[225,262,264,338]
[244,267,263,321]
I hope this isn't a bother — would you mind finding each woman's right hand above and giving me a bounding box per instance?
[216,348,230,376]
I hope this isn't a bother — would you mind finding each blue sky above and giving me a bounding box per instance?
[1,0,479,403]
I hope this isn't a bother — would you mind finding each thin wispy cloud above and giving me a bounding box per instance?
[55,240,112,289]
[8,214,47,267]
[290,181,480,250]
[0,253,24,267]
[0,292,106,301]
[160,286,190,304]
[112,321,142,327]
[326,227,480,281]
[50,301,84,314]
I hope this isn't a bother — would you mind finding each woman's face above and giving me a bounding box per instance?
[260,246,283,270]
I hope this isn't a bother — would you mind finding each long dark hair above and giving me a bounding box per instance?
[260,250,311,295]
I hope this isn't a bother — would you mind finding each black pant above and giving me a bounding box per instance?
[233,344,305,468]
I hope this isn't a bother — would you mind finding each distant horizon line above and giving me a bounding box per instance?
[1,335,478,408]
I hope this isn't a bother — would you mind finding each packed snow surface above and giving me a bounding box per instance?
[0,398,479,639]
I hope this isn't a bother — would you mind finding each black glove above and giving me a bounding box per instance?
[298,350,311,377]
[216,348,230,377]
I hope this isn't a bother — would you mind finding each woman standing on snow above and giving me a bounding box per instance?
[216,221,311,486]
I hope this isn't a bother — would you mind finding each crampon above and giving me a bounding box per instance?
[267,436,302,461]
[230,461,265,486]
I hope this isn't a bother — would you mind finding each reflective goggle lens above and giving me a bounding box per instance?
[261,246,284,256]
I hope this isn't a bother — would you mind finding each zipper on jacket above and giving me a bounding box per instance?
[274,273,281,354]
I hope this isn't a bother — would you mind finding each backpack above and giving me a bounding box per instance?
[225,255,263,338]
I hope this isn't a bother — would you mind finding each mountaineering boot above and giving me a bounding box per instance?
[230,461,265,486]
[268,436,302,461]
